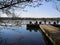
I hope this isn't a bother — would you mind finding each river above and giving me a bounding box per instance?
[0,20,59,45]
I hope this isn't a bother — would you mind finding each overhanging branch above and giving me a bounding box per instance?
[0,0,32,9]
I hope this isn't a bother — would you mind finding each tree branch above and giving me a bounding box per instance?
[0,0,32,9]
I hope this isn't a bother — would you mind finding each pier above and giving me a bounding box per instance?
[40,25,60,45]
[26,20,60,45]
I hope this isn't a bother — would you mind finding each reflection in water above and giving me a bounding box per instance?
[0,25,46,45]
[26,26,40,32]
[26,26,53,45]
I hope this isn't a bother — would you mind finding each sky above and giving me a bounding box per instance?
[0,0,60,18]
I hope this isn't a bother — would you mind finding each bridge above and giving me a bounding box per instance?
[0,17,60,26]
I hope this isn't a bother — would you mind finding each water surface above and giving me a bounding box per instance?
[0,25,46,45]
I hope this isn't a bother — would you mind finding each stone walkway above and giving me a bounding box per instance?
[40,25,60,45]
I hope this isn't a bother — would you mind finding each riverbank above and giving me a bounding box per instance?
[0,17,60,20]
[40,25,60,45]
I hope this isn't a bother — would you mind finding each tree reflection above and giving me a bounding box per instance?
[0,20,22,27]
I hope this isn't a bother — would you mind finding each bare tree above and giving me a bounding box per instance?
[0,0,43,17]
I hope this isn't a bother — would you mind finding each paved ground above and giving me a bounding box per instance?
[40,25,60,45]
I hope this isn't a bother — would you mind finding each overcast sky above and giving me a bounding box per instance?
[1,0,60,18]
